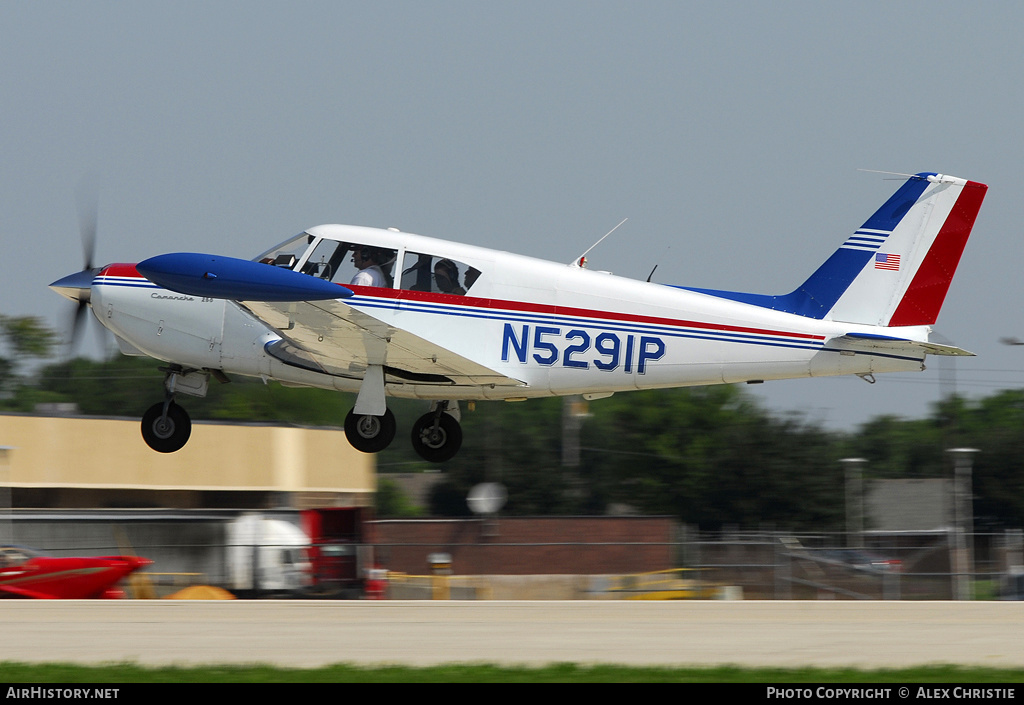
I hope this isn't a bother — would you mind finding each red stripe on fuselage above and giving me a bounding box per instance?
[350,285,825,341]
[888,180,988,326]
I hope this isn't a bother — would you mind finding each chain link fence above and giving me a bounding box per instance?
[675,527,1024,600]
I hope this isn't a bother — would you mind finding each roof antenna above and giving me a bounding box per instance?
[570,218,627,268]
[647,245,671,282]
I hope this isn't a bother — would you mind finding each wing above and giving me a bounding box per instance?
[134,252,525,390]
[242,298,527,388]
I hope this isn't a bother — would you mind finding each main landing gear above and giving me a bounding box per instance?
[410,404,462,463]
[344,408,396,453]
[344,401,462,463]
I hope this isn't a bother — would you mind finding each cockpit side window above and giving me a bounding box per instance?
[400,252,480,296]
[301,239,349,280]
[307,242,398,288]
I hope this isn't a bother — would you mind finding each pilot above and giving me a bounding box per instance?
[350,247,387,288]
[434,258,466,295]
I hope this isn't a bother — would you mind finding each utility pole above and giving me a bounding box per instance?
[947,448,978,601]
[841,458,866,548]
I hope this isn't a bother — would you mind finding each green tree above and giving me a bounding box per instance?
[0,315,57,395]
[586,386,843,530]
[375,478,423,517]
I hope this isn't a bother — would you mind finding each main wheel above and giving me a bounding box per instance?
[410,411,463,463]
[141,401,192,453]
[344,408,396,453]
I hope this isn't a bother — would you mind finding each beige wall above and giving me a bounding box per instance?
[0,414,374,495]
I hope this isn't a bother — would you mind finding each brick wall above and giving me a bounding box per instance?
[372,516,676,575]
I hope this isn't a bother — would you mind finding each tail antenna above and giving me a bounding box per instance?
[857,169,954,185]
[857,168,920,180]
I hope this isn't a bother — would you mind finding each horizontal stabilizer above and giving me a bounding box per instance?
[137,253,352,302]
[828,333,974,357]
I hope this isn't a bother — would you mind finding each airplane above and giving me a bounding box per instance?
[0,545,151,599]
[50,172,987,463]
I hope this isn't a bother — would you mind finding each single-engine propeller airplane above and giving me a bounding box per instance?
[0,545,151,599]
[50,172,987,462]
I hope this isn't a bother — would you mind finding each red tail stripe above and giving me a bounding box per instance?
[888,181,988,326]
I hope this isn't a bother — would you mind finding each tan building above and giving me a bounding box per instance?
[0,413,375,509]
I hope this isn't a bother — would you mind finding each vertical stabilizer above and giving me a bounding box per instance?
[683,173,987,327]
[821,173,987,326]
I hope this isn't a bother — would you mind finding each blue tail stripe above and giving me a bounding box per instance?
[678,173,936,319]
[858,174,933,233]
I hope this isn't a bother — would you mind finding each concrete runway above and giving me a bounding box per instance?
[1,600,1021,669]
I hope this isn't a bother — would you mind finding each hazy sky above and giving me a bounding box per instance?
[3,2,1022,430]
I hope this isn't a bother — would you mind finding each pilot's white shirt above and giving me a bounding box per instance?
[350,265,385,288]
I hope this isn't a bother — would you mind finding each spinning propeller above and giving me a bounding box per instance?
[48,186,105,355]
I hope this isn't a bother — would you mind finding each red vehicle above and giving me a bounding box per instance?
[301,508,374,598]
[0,545,151,599]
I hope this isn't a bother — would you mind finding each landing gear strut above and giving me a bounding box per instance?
[141,399,191,453]
[344,408,396,453]
[410,402,462,463]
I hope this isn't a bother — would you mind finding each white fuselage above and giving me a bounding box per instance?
[90,224,927,402]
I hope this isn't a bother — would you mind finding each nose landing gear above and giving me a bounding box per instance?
[141,400,191,453]
[140,366,206,453]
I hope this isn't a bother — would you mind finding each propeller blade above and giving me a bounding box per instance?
[60,179,103,357]
[76,180,98,271]
[69,300,89,353]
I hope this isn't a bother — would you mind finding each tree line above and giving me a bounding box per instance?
[3,315,1024,529]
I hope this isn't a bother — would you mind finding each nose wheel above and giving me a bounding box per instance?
[141,401,192,453]
[410,410,462,463]
[344,408,397,453]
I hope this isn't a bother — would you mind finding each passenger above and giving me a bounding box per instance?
[350,247,387,288]
[434,258,466,295]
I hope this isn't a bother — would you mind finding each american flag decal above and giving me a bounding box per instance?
[875,253,900,271]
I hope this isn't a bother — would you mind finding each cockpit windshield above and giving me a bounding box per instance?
[253,233,313,269]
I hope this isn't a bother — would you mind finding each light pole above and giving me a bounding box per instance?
[841,458,866,548]
[947,447,978,601]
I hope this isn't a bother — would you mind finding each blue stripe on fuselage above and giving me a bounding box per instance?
[349,296,824,352]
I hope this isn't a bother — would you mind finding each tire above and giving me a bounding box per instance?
[344,408,396,453]
[141,402,192,453]
[410,411,463,463]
